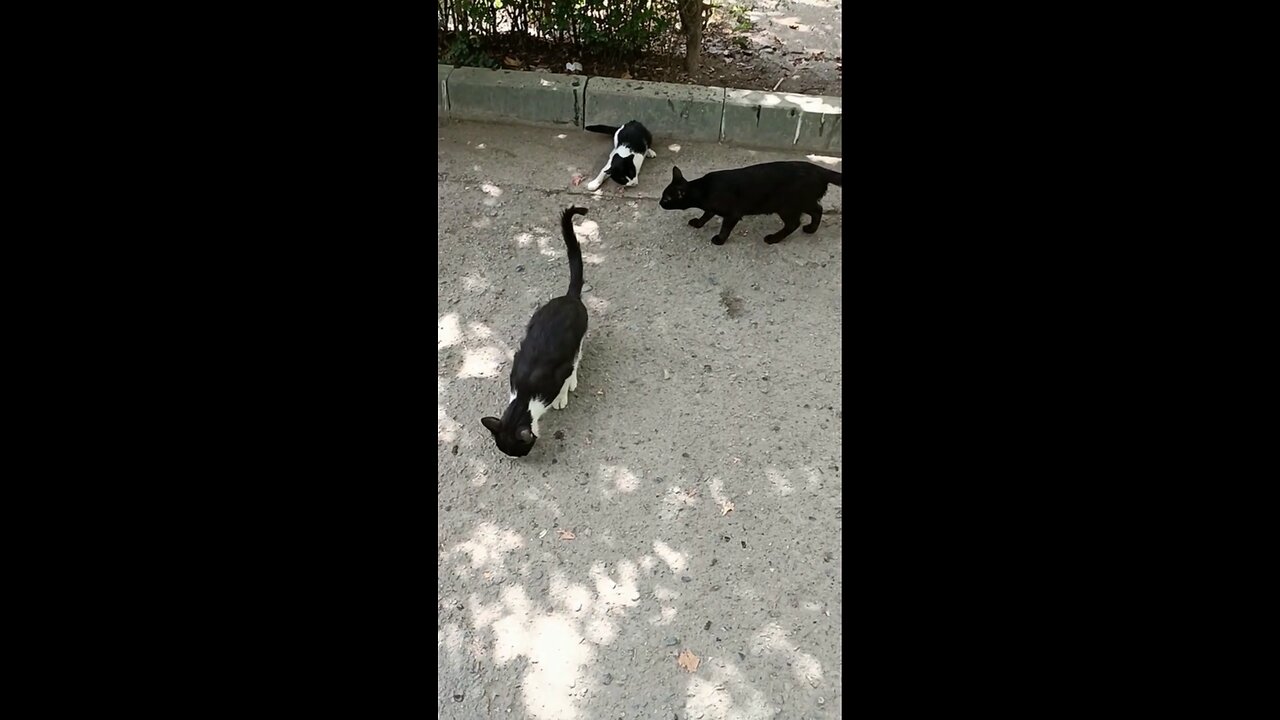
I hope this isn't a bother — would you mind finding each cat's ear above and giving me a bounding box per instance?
[481,417,502,433]
[672,166,684,182]
[517,426,535,444]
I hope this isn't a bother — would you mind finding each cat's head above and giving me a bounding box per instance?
[659,166,692,209]
[607,155,634,186]
[480,416,536,457]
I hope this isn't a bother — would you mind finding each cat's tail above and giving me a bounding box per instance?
[561,206,588,298]
[585,125,618,135]
[820,168,842,187]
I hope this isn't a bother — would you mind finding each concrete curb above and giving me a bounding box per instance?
[437,65,841,156]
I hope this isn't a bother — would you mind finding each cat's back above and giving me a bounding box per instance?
[699,161,833,211]
[706,161,825,184]
[520,296,586,350]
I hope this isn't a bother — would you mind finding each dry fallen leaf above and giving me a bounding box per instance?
[621,70,632,79]
[503,56,522,68]
[557,529,576,540]
[721,501,735,516]
[677,649,700,672]
[571,173,585,186]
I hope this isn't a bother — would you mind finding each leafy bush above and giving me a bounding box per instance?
[438,0,692,64]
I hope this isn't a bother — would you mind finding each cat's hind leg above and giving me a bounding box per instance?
[645,148,657,158]
[567,343,582,392]
[803,203,823,233]
[764,211,803,244]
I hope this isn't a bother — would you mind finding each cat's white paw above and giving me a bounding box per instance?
[554,394,568,410]
[645,149,657,158]
[568,374,577,392]
[626,179,639,187]
[586,179,601,191]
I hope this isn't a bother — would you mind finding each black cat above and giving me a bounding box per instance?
[480,207,590,457]
[658,161,842,245]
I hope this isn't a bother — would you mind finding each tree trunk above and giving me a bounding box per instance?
[678,0,703,73]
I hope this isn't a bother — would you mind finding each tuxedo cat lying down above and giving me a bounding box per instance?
[481,206,590,457]
[659,161,842,245]
[584,121,657,190]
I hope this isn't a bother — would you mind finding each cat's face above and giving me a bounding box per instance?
[608,155,633,186]
[481,416,536,457]
[659,167,692,209]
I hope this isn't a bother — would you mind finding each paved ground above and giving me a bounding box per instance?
[438,119,843,719]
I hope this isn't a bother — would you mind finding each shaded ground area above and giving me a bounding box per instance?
[441,0,842,96]
[438,120,843,719]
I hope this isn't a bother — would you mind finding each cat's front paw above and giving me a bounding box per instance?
[586,179,601,191]
[764,234,784,244]
[711,234,727,245]
[689,217,707,228]
[645,149,657,158]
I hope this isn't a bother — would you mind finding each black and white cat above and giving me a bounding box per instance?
[481,206,590,457]
[584,121,658,190]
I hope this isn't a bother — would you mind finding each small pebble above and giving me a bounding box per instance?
[453,693,464,703]
[681,576,692,583]
[582,283,593,292]
[602,673,613,685]
[554,430,565,439]
[516,265,525,272]
[664,637,679,646]
[663,369,671,380]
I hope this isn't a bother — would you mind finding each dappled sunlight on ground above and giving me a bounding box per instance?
[765,464,825,497]
[806,153,841,166]
[438,376,459,445]
[438,520,705,719]
[458,346,506,379]
[599,464,640,494]
[751,623,824,689]
[438,314,462,349]
[660,483,701,520]
[652,539,688,575]
[442,521,525,581]
[685,658,778,720]
[461,272,491,293]
[783,93,840,114]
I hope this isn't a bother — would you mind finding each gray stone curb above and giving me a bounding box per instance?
[437,64,841,156]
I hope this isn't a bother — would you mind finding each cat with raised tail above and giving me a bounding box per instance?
[659,161,842,245]
[481,206,590,457]
[583,120,657,190]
